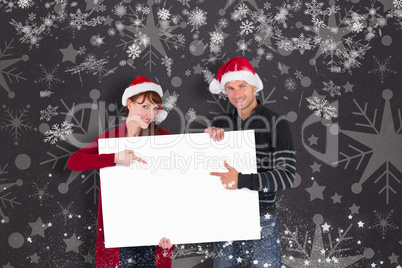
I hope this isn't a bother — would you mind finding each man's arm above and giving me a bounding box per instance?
[237,119,296,192]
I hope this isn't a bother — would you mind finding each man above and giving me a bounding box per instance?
[205,57,296,267]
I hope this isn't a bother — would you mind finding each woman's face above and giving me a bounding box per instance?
[127,95,159,129]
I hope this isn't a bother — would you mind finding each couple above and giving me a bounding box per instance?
[67,57,296,268]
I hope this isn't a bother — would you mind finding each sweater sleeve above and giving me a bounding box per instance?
[237,119,296,192]
[67,137,116,171]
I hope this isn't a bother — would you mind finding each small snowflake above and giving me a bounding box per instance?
[218,18,229,29]
[307,96,338,120]
[158,8,171,20]
[284,77,297,91]
[114,3,127,18]
[210,31,223,44]
[163,92,179,111]
[17,0,33,9]
[40,105,59,122]
[127,44,141,59]
[240,20,254,35]
[185,70,191,76]
[394,0,402,9]
[187,108,196,121]
[187,7,207,30]
[322,80,341,97]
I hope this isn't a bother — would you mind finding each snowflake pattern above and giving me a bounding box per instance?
[0,105,34,145]
[187,7,207,31]
[40,105,58,122]
[307,96,338,119]
[43,121,73,144]
[322,80,341,97]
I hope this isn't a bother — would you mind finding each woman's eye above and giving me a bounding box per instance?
[143,105,148,109]
[153,107,159,111]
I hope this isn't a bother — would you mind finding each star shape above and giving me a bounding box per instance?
[82,253,93,263]
[349,203,360,214]
[310,161,321,173]
[330,193,342,204]
[193,64,203,74]
[279,62,290,75]
[29,253,40,264]
[357,221,364,228]
[305,181,326,201]
[2,263,14,268]
[63,233,84,253]
[29,217,48,237]
[59,43,79,64]
[388,252,399,264]
[307,134,319,145]
[104,15,113,26]
[321,222,330,232]
[343,81,354,93]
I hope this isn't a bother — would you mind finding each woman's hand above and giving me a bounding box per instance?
[114,150,147,166]
[158,237,176,249]
[205,127,225,141]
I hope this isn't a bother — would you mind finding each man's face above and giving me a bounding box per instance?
[225,80,257,112]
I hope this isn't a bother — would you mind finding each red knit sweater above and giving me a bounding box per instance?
[67,120,173,268]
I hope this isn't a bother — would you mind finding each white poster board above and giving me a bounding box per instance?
[99,130,260,248]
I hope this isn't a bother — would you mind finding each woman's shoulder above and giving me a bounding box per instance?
[159,128,171,135]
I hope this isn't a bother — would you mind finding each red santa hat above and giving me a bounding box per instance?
[122,76,167,123]
[209,57,263,94]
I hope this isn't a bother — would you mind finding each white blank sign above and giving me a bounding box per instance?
[99,130,260,248]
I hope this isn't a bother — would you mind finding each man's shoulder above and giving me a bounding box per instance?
[211,113,234,128]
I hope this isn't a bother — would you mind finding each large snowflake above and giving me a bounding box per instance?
[0,104,35,145]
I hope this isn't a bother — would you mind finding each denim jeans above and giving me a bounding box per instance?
[213,214,281,268]
[120,246,155,268]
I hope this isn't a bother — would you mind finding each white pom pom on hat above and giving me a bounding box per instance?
[208,57,264,94]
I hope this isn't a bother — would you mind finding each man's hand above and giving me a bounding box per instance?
[114,150,147,166]
[205,127,225,141]
[210,161,239,189]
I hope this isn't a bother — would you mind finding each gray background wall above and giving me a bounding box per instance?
[0,0,401,267]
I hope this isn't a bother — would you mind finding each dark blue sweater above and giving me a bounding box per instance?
[212,101,296,214]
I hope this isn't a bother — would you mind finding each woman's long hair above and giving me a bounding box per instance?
[124,91,163,136]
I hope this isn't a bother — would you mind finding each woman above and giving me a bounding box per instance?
[67,76,174,268]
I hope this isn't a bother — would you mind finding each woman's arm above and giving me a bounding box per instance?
[67,138,116,171]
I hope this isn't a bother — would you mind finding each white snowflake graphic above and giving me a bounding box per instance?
[114,3,127,18]
[44,121,73,145]
[307,96,338,120]
[322,80,341,97]
[158,8,171,20]
[40,105,59,122]
[187,7,207,31]
[17,0,33,9]
[127,43,141,59]
[240,20,254,35]
[210,31,224,44]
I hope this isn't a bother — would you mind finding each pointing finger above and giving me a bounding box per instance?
[210,172,225,176]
